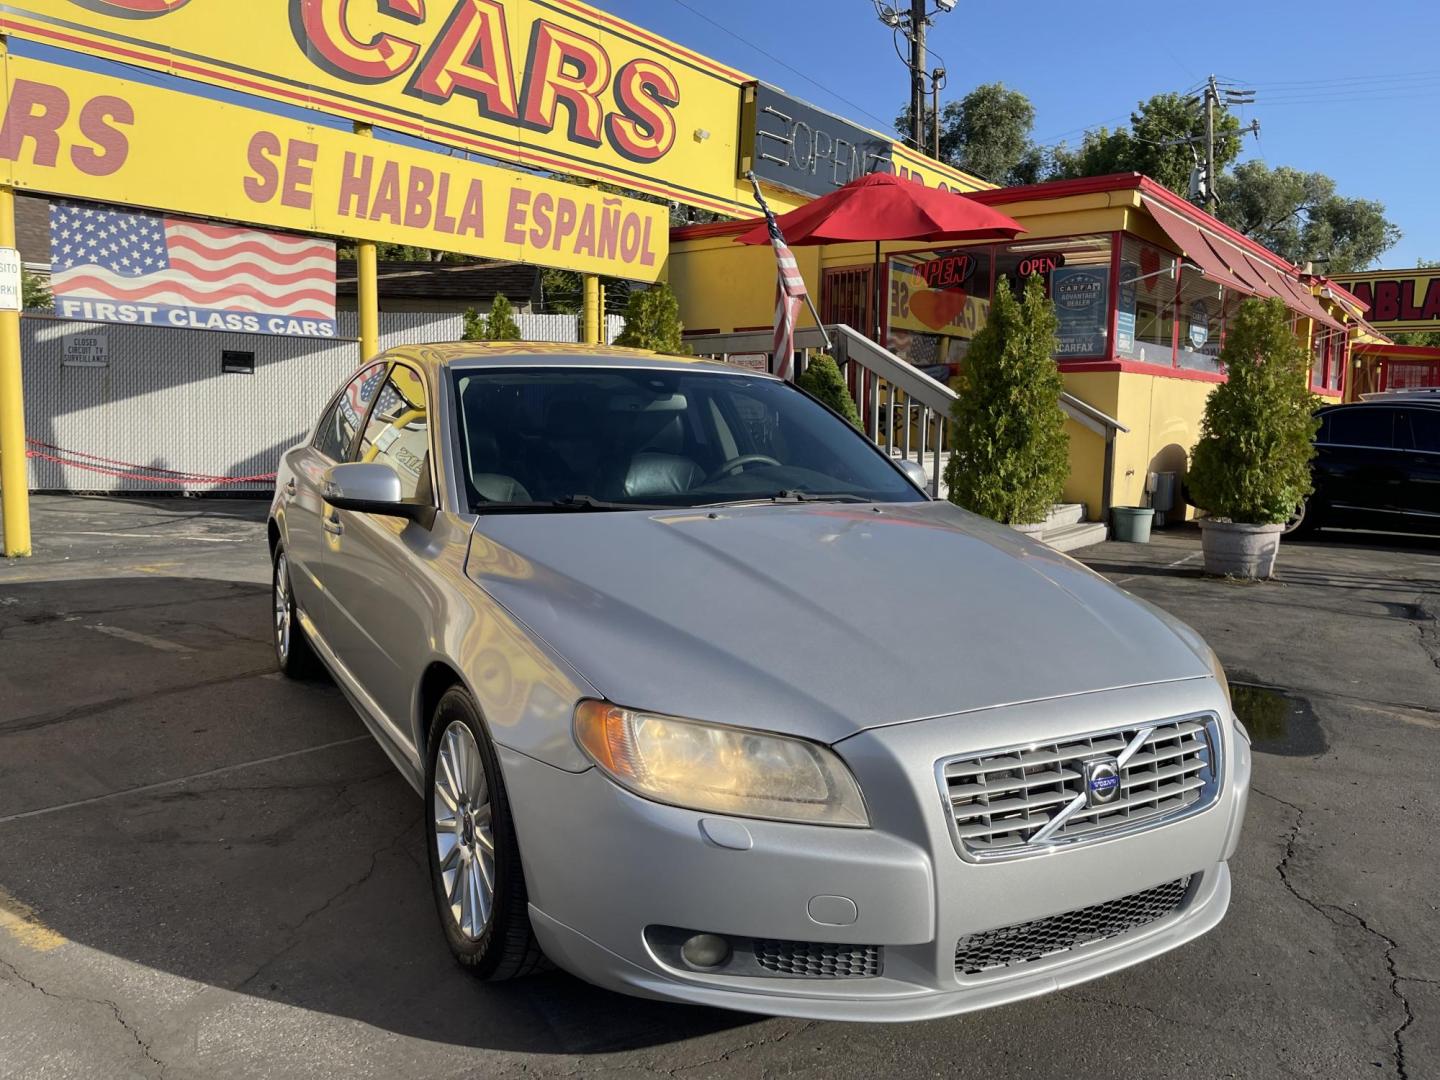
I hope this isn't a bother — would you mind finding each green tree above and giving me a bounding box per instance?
[21,270,52,311]
[795,353,860,427]
[462,306,484,341]
[1216,162,1399,273]
[613,282,689,354]
[943,275,1069,524]
[481,293,521,340]
[1050,92,1242,196]
[1187,297,1320,524]
[896,82,1041,185]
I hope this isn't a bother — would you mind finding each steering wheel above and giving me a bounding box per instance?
[707,453,781,483]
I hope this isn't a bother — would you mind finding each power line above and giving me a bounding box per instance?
[664,0,897,133]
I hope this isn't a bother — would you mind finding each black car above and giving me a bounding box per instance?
[1288,398,1440,535]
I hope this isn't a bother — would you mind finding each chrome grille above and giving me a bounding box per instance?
[753,940,881,978]
[955,877,1193,977]
[937,715,1221,860]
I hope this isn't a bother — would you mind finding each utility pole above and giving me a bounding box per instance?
[909,0,927,150]
[875,2,955,154]
[1203,75,1218,216]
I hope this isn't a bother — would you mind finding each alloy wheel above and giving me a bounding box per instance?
[273,553,292,661]
[433,720,496,940]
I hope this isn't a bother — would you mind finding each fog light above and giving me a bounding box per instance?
[681,933,732,969]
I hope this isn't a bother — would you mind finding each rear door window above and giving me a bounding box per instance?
[356,363,430,500]
[1323,408,1395,449]
[1399,409,1440,453]
[314,363,387,461]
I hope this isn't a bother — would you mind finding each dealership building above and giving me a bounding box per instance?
[0,0,1412,551]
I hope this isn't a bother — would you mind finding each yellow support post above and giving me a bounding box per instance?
[0,182,31,557]
[582,274,600,345]
[598,281,606,344]
[354,123,380,362]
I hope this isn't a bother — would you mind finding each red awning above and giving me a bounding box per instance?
[1237,252,1343,331]
[1142,200,1256,296]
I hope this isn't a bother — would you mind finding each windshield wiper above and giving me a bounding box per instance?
[475,494,671,514]
[772,490,873,503]
[699,491,874,507]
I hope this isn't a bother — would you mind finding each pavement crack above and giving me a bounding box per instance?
[0,666,277,736]
[232,818,414,994]
[0,956,166,1077]
[1253,787,1415,1080]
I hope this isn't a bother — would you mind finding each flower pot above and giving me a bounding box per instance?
[1198,520,1284,579]
[1111,506,1154,543]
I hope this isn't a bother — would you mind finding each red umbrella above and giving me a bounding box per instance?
[735,172,1024,339]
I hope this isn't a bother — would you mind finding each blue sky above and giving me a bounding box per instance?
[603,0,1440,268]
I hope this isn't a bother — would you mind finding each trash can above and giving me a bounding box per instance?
[1151,471,1178,527]
[1112,506,1155,543]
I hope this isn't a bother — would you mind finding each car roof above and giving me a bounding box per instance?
[1319,400,1440,413]
[375,341,767,380]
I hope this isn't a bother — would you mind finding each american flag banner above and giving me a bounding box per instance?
[49,201,337,339]
[753,187,808,381]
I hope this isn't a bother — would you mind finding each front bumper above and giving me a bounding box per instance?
[499,679,1251,1021]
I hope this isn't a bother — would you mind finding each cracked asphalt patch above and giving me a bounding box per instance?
[2,497,1437,1079]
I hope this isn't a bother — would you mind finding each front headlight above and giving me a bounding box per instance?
[574,701,869,827]
[1206,646,1232,710]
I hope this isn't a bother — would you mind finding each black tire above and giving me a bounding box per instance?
[425,686,546,980]
[272,544,319,678]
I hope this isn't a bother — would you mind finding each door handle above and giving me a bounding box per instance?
[323,513,343,536]
[284,479,297,497]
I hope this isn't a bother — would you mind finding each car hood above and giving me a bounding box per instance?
[465,501,1211,744]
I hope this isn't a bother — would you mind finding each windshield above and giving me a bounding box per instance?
[449,365,925,511]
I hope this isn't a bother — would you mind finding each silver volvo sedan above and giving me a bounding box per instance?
[268,342,1251,1021]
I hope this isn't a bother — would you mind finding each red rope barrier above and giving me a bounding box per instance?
[25,440,276,485]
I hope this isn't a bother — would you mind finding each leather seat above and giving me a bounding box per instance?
[618,415,704,498]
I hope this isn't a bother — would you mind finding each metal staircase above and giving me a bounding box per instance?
[686,324,1125,550]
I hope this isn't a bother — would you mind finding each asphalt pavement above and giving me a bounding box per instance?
[1,495,1437,1079]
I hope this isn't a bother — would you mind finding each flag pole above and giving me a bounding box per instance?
[746,172,832,353]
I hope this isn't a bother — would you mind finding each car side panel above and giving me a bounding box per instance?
[280,444,339,632]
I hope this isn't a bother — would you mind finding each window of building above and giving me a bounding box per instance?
[1324,407,1394,448]
[1117,236,1177,367]
[1176,268,1226,373]
[1328,338,1345,391]
[994,236,1113,359]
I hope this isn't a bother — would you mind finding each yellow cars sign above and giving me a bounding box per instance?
[0,0,753,214]
[0,54,667,279]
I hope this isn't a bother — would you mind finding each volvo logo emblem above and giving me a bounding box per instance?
[1083,757,1121,807]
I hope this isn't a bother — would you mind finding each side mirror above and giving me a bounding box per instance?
[322,463,435,527]
[898,459,931,493]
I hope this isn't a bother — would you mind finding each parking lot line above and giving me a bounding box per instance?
[0,886,67,952]
[0,735,372,827]
[88,624,196,654]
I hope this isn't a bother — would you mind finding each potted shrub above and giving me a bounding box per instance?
[796,352,861,427]
[1187,297,1320,579]
[944,275,1069,530]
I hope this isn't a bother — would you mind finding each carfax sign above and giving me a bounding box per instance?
[0,0,753,214]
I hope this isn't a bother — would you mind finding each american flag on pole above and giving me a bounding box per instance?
[49,201,337,338]
[755,192,807,381]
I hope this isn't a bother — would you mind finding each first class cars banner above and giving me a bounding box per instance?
[0,0,753,215]
[0,54,669,281]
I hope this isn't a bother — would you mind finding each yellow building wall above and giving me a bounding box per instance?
[1057,371,1120,517]
[666,238,822,334]
[1109,371,1219,517]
